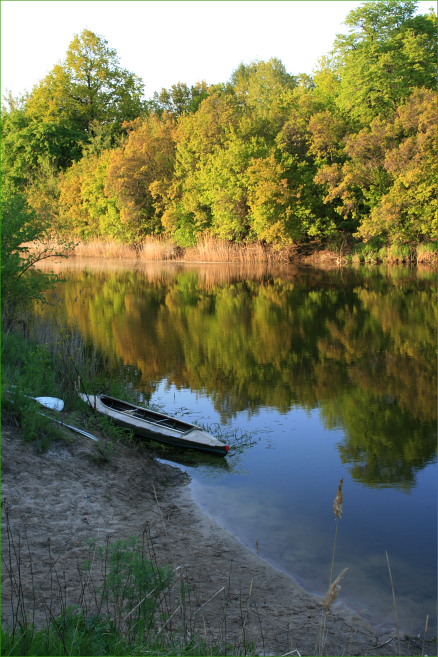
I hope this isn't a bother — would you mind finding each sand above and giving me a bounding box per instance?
[2,425,427,656]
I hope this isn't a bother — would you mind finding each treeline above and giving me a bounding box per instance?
[3,1,437,251]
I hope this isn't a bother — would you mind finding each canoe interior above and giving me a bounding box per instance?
[100,395,194,434]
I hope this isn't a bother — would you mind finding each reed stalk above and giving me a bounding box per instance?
[421,614,429,657]
[386,550,401,656]
[27,237,304,264]
[316,478,347,656]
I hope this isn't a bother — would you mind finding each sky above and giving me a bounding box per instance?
[1,0,434,100]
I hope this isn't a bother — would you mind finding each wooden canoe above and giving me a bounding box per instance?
[79,394,230,457]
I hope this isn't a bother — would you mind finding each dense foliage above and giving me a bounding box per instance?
[3,2,437,249]
[1,194,73,324]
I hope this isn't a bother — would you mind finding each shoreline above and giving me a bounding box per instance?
[2,425,428,656]
[28,237,438,269]
[186,476,418,641]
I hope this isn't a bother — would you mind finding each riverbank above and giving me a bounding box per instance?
[26,237,438,268]
[2,424,430,656]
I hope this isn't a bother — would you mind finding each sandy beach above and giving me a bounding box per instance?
[2,425,427,656]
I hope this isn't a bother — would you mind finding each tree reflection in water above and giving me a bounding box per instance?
[38,262,437,489]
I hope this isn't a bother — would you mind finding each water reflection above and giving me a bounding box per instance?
[39,261,437,491]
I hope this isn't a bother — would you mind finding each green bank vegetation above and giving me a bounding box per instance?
[2,509,248,656]
[2,1,437,260]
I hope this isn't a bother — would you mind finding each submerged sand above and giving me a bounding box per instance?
[2,425,428,656]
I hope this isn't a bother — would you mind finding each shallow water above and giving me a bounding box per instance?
[40,260,437,634]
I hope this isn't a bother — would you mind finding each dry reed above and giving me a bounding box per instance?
[333,477,344,520]
[316,478,347,656]
[68,240,138,259]
[421,614,429,656]
[386,550,401,655]
[322,568,348,611]
[28,237,302,264]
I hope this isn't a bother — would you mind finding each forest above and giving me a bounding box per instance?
[2,0,437,254]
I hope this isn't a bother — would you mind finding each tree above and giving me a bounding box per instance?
[333,1,437,123]
[247,154,296,243]
[201,133,268,241]
[2,30,145,197]
[27,30,145,141]
[1,195,72,324]
[57,156,100,240]
[1,102,84,195]
[315,88,438,245]
[155,89,243,244]
[232,59,297,139]
[56,148,122,240]
[147,81,210,117]
[357,89,438,243]
[315,118,393,222]
[105,116,176,241]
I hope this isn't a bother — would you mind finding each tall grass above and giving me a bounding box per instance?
[416,241,438,265]
[1,313,144,455]
[386,550,401,656]
[29,237,301,264]
[315,478,347,656]
[183,238,286,263]
[1,511,238,656]
[66,240,139,259]
[24,237,438,267]
[350,240,438,266]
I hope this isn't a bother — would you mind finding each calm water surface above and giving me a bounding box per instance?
[42,260,437,634]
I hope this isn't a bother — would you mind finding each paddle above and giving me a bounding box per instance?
[7,389,65,411]
[37,412,99,442]
[8,389,98,441]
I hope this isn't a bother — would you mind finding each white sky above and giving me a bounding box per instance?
[1,1,435,100]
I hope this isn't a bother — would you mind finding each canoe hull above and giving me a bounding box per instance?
[79,394,229,457]
[107,416,228,455]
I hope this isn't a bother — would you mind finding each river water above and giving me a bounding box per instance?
[40,260,437,634]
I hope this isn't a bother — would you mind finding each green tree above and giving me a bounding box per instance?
[315,88,438,244]
[147,81,210,117]
[57,150,120,240]
[232,59,297,143]
[333,1,437,123]
[25,159,62,225]
[1,195,72,324]
[232,59,296,128]
[155,89,243,244]
[357,88,438,243]
[105,116,176,241]
[2,30,145,197]
[201,133,268,241]
[247,153,296,244]
[27,30,145,142]
[1,101,84,195]
[160,61,301,245]
[315,118,393,224]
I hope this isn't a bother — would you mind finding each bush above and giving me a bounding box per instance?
[387,243,415,263]
[417,241,438,265]
[1,194,72,325]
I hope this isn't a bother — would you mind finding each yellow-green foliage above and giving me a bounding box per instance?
[3,3,437,249]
